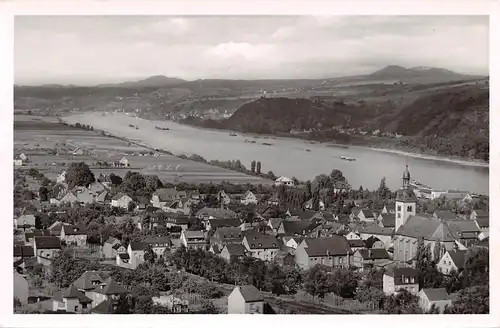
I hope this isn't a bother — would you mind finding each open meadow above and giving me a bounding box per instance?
[14,115,272,184]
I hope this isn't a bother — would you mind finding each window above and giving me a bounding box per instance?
[397,213,401,219]
[407,206,412,212]
[82,303,87,309]
[339,257,343,264]
[74,305,78,312]
[397,205,401,211]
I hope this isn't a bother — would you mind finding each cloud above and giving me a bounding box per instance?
[14,15,489,85]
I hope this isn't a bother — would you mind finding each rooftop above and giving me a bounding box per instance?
[237,285,263,302]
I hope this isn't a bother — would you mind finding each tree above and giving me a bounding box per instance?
[381,289,423,314]
[305,180,312,200]
[312,187,320,211]
[38,186,49,202]
[377,177,391,200]
[251,160,256,173]
[50,248,97,288]
[256,161,261,174]
[462,247,489,288]
[144,245,157,264]
[448,286,489,314]
[109,173,123,186]
[326,268,360,298]
[330,169,346,183]
[66,162,95,189]
[303,265,329,298]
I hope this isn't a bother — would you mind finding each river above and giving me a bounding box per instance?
[64,112,489,195]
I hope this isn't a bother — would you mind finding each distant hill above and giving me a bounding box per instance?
[97,75,187,88]
[369,65,484,82]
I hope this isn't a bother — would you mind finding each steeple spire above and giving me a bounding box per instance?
[402,164,410,189]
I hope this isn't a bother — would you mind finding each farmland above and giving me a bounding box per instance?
[14,115,271,184]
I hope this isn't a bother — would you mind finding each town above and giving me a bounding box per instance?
[13,149,489,314]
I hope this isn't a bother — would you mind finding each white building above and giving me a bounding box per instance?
[274,176,295,187]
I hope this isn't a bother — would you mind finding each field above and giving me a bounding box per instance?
[14,115,272,184]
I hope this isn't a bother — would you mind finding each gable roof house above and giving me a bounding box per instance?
[60,224,88,247]
[14,214,36,231]
[228,285,264,314]
[101,237,125,259]
[470,209,489,221]
[295,235,351,270]
[383,267,419,295]
[378,213,395,230]
[151,188,182,209]
[418,288,454,313]
[352,248,392,272]
[85,277,127,308]
[180,230,206,250]
[196,207,237,221]
[52,285,93,313]
[210,227,243,247]
[219,244,248,262]
[446,220,481,247]
[276,219,321,237]
[33,236,62,265]
[267,195,279,206]
[111,193,133,209]
[240,190,258,205]
[72,271,111,293]
[357,209,376,222]
[436,249,467,275]
[205,218,241,232]
[242,231,280,262]
[433,211,458,221]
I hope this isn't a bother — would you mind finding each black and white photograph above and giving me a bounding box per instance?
[4,2,497,325]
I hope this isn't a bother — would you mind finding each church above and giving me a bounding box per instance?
[393,165,457,266]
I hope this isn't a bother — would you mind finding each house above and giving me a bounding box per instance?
[336,214,350,225]
[102,237,126,259]
[151,188,181,208]
[274,176,295,187]
[303,198,325,211]
[14,214,36,230]
[219,244,248,262]
[433,211,458,221]
[210,227,243,247]
[276,219,321,237]
[378,213,395,230]
[73,270,110,293]
[383,267,419,295]
[446,220,481,246]
[180,230,206,250]
[119,157,130,167]
[164,214,189,231]
[95,190,110,204]
[60,224,88,247]
[284,236,305,250]
[352,248,391,272]
[228,285,264,314]
[52,285,93,313]
[126,242,146,269]
[13,159,23,166]
[33,236,61,265]
[56,171,66,183]
[442,190,469,200]
[470,209,489,221]
[240,190,258,205]
[365,236,385,249]
[142,236,173,257]
[13,245,35,261]
[357,225,394,249]
[217,190,232,205]
[73,147,84,155]
[152,293,189,313]
[267,195,279,206]
[111,193,133,209]
[205,218,241,232]
[85,278,127,308]
[436,249,467,275]
[295,235,351,270]
[267,217,284,234]
[418,288,454,313]
[188,190,202,203]
[196,207,237,221]
[14,271,29,305]
[347,239,366,253]
[19,152,29,161]
[357,209,376,222]
[25,230,51,246]
[58,191,79,205]
[242,231,280,262]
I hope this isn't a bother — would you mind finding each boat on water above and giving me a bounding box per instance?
[262,142,273,146]
[409,179,430,189]
[155,126,170,131]
[229,132,237,137]
[340,155,355,161]
[306,149,311,152]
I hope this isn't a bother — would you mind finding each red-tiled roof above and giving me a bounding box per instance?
[304,236,351,257]
[238,285,263,302]
[34,236,61,249]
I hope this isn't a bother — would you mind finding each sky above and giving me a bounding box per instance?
[14,15,489,85]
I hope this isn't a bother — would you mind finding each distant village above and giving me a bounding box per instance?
[13,151,489,314]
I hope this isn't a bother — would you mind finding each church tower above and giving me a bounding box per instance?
[395,165,417,232]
